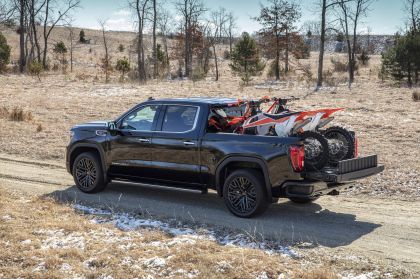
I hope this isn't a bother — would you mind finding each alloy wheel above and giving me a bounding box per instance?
[227,176,257,214]
[75,157,97,189]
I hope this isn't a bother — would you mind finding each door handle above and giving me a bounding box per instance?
[138,138,150,143]
[183,141,195,145]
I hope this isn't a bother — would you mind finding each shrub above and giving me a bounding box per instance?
[330,57,348,72]
[191,66,206,83]
[79,30,86,43]
[28,61,43,81]
[223,50,231,59]
[3,19,16,28]
[357,50,370,66]
[0,32,11,73]
[413,91,420,102]
[118,44,124,52]
[0,107,33,122]
[115,57,130,80]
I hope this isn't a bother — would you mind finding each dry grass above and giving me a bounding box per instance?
[0,186,342,279]
[0,106,33,121]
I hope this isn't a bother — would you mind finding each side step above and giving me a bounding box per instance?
[111,178,208,194]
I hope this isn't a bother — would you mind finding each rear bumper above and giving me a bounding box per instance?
[280,155,384,198]
[282,181,355,198]
[303,165,384,183]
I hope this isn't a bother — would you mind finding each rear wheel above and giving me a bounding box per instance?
[72,152,107,193]
[223,169,269,218]
[299,131,329,171]
[323,126,355,164]
[288,196,319,204]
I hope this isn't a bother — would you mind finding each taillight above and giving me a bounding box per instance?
[354,136,358,158]
[290,145,305,172]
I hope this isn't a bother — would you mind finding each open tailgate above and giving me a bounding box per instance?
[303,155,384,183]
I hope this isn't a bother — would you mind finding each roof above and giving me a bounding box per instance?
[149,97,240,106]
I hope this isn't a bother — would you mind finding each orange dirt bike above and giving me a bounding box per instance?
[241,97,357,170]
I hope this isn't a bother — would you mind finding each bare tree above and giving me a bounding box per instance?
[175,0,206,78]
[152,0,157,78]
[209,7,228,81]
[157,7,173,76]
[98,19,110,83]
[130,0,149,83]
[405,0,420,31]
[315,0,352,90]
[225,11,237,54]
[41,0,80,68]
[336,0,374,87]
[0,0,15,23]
[26,0,46,63]
[18,0,26,72]
[255,0,301,80]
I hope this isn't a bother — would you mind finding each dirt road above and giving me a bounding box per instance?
[0,153,419,272]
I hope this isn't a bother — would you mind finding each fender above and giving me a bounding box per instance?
[68,142,108,181]
[215,156,272,201]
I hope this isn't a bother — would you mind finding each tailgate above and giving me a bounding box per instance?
[303,155,384,183]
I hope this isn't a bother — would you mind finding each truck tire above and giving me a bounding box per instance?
[72,152,107,193]
[223,169,269,218]
[288,196,319,204]
[323,126,355,163]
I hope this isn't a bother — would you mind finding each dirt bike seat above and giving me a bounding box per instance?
[262,111,300,120]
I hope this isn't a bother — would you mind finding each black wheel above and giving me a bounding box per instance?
[323,126,355,164]
[288,196,319,204]
[223,170,269,218]
[299,131,329,171]
[72,152,107,193]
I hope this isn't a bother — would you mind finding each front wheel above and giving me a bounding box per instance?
[223,169,269,218]
[73,152,107,193]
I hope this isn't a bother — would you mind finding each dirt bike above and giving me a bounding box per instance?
[242,97,356,169]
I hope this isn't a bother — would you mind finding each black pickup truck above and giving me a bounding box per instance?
[66,97,384,217]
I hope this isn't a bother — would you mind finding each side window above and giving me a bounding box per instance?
[121,105,159,131]
[161,105,198,132]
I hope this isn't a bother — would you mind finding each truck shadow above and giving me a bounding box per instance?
[47,181,381,249]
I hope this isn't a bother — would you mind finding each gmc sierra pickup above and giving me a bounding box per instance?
[66,97,384,217]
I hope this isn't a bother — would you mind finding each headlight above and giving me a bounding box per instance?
[70,130,75,139]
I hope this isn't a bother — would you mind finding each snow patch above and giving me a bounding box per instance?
[73,204,298,258]
[35,229,85,250]
[143,257,166,269]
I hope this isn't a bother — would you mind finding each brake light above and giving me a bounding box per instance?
[354,136,359,158]
[290,145,304,172]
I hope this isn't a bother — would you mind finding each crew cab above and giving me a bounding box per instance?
[66,98,384,217]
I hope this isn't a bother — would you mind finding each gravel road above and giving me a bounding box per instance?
[0,153,419,272]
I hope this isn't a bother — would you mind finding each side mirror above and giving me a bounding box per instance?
[107,121,117,131]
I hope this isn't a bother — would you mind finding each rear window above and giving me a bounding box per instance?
[161,105,198,132]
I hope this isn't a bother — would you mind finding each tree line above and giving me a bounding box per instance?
[0,0,418,88]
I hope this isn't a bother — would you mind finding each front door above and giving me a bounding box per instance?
[150,105,202,185]
[108,104,161,180]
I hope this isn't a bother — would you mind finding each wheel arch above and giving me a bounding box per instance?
[69,143,107,181]
[215,156,272,201]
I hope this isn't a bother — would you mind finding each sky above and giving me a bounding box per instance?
[71,0,407,35]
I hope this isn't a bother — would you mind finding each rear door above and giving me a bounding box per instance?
[149,104,202,185]
[108,104,161,179]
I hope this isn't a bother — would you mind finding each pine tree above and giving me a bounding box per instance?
[229,32,265,85]
[0,32,11,72]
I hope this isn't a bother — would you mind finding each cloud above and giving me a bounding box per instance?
[113,9,131,17]
[105,17,134,31]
